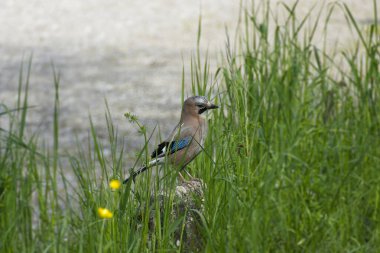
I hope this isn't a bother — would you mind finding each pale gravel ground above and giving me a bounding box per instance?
[0,0,377,160]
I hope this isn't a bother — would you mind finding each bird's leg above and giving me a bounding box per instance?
[178,172,187,183]
[182,168,203,184]
[183,169,194,179]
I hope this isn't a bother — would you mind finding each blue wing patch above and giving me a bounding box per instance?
[169,136,192,154]
[151,136,192,158]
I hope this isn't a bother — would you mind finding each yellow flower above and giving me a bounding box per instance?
[109,179,121,190]
[98,207,113,219]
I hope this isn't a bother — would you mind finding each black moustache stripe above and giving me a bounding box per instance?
[198,108,207,114]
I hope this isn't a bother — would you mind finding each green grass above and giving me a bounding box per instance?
[1,1,380,252]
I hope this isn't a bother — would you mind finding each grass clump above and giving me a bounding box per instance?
[196,2,380,252]
[1,1,380,252]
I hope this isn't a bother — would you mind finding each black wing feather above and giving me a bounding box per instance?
[151,142,169,158]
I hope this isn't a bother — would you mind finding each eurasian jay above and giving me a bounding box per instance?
[123,96,218,183]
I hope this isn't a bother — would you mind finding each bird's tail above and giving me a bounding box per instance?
[123,165,148,184]
[123,158,163,184]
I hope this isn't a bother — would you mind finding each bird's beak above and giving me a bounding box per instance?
[207,102,219,110]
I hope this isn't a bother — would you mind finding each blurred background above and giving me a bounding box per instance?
[0,0,377,153]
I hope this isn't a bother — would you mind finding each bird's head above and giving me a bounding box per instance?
[182,96,219,118]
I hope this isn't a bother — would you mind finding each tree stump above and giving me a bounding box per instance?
[141,179,205,251]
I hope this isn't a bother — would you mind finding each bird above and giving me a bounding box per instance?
[123,96,218,184]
